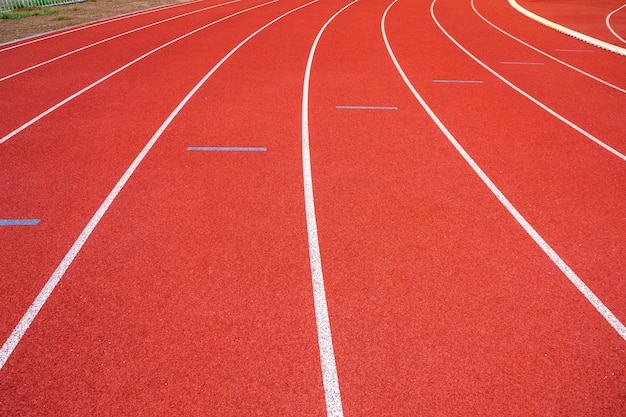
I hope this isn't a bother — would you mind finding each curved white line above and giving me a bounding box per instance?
[382,0,626,342]
[0,0,319,372]
[430,0,626,162]
[381,0,626,340]
[507,0,626,56]
[0,0,240,83]
[606,4,626,45]
[471,0,626,94]
[302,1,359,415]
[0,0,203,52]
[0,0,278,146]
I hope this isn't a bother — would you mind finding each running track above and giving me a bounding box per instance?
[0,0,624,415]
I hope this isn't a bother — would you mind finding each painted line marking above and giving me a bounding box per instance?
[187,146,266,151]
[500,61,544,65]
[0,0,278,145]
[470,0,625,94]
[385,0,626,341]
[0,0,319,372]
[1,0,240,82]
[0,0,203,52]
[606,4,626,45]
[554,49,594,53]
[336,105,398,110]
[432,79,484,83]
[0,219,39,226]
[431,0,626,160]
[304,2,361,416]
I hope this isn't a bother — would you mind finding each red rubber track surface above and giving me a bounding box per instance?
[517,0,626,45]
[1,0,624,415]
[475,0,625,87]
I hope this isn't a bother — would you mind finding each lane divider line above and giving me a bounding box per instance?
[0,0,240,82]
[187,146,267,151]
[431,0,626,162]
[432,79,484,83]
[507,0,626,56]
[0,0,204,51]
[0,0,320,372]
[303,1,360,416]
[606,4,626,45]
[335,105,397,110]
[0,0,278,146]
[382,0,626,342]
[0,219,40,226]
[471,0,626,94]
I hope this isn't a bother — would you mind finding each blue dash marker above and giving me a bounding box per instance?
[336,105,398,110]
[432,80,484,83]
[500,61,544,65]
[187,147,266,152]
[0,219,40,226]
[555,49,593,53]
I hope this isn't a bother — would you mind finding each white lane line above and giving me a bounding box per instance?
[471,0,626,94]
[0,0,319,372]
[0,0,277,146]
[0,0,204,52]
[0,0,240,82]
[382,0,626,342]
[430,0,626,162]
[606,4,626,45]
[302,1,359,416]
[507,0,626,56]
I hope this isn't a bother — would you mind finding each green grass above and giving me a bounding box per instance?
[0,7,56,19]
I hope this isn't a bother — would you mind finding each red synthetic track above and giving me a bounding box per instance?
[1,0,624,415]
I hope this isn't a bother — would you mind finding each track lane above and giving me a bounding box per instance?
[478,0,626,89]
[433,0,626,159]
[1,0,624,414]
[0,0,207,61]
[0,1,356,414]
[302,0,625,414]
[394,0,626,322]
[471,0,625,94]
[419,0,626,324]
[0,0,241,82]
[0,0,270,141]
[606,3,626,44]
[0,0,303,350]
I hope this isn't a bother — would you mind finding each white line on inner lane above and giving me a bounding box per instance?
[431,0,626,161]
[0,0,240,82]
[0,0,319,372]
[302,1,360,416]
[0,0,203,52]
[0,0,277,146]
[381,0,626,342]
[606,3,626,45]
[471,0,626,94]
